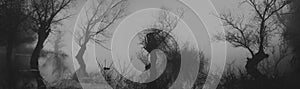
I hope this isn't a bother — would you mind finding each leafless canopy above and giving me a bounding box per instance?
[216,0,291,57]
[137,7,184,65]
[30,0,74,33]
[74,0,127,50]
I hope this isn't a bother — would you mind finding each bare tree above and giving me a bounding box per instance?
[72,0,127,81]
[29,0,74,88]
[137,7,184,82]
[216,0,291,79]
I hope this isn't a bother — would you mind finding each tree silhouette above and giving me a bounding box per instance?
[137,7,184,82]
[73,0,127,81]
[216,0,291,79]
[28,0,74,88]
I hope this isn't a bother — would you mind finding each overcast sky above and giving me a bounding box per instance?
[43,0,253,78]
[35,0,265,88]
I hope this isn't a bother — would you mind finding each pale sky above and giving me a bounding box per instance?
[35,1,296,89]
[38,0,251,75]
[69,0,213,73]
[35,0,267,88]
[111,8,200,75]
[42,0,255,83]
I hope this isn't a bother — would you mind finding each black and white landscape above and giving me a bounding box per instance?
[0,0,300,89]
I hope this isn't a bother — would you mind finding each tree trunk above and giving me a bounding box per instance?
[245,50,268,79]
[245,18,269,79]
[30,34,47,89]
[72,43,88,82]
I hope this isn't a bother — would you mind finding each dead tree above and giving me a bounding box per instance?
[216,0,291,79]
[29,0,74,88]
[72,0,127,81]
[137,7,184,82]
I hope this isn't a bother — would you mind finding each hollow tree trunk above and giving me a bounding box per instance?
[72,43,88,82]
[30,33,47,89]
